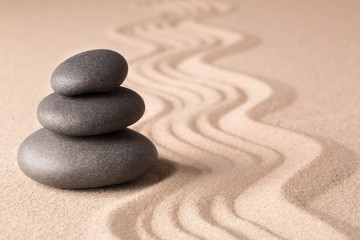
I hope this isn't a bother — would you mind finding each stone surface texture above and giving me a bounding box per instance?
[51,49,128,96]
[17,128,158,189]
[37,87,145,136]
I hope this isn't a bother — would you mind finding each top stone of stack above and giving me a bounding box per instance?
[51,49,128,96]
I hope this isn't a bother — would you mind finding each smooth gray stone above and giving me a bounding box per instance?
[51,49,128,96]
[17,128,158,189]
[37,87,145,136]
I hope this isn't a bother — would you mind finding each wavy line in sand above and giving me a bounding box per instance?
[121,4,276,238]
[149,19,284,239]
[86,0,355,239]
[180,20,347,239]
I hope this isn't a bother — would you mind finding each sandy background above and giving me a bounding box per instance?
[1,0,360,239]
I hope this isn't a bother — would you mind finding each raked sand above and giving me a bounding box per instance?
[1,0,360,239]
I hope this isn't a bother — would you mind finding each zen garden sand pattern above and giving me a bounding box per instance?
[1,0,360,239]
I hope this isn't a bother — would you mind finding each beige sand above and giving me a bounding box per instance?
[1,0,360,239]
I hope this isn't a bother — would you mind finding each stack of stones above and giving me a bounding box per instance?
[18,49,158,189]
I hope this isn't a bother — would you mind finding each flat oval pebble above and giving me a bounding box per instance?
[17,128,158,189]
[37,87,145,136]
[51,49,128,96]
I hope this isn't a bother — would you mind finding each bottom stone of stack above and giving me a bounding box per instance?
[17,128,158,189]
